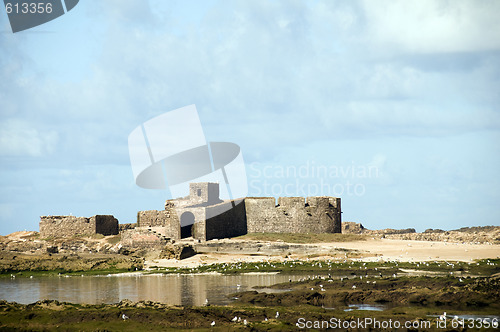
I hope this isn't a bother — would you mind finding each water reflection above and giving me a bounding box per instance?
[0,273,303,305]
[344,304,387,311]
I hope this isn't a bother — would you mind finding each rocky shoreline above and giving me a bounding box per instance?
[1,226,499,274]
[342,223,500,244]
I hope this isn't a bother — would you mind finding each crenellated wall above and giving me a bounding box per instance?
[245,196,341,234]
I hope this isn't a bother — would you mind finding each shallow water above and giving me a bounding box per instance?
[344,304,387,311]
[0,273,303,306]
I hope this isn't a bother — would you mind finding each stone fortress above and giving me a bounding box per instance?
[40,183,342,244]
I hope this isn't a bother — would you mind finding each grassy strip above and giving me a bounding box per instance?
[151,258,500,276]
[2,258,498,277]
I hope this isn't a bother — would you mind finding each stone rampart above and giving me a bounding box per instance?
[245,196,341,234]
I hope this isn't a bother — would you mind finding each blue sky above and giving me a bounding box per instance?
[0,0,499,235]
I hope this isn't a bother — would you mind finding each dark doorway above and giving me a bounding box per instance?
[180,211,195,238]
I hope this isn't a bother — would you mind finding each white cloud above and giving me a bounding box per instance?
[361,0,500,53]
[0,119,58,157]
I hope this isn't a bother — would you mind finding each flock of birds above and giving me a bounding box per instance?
[166,257,497,276]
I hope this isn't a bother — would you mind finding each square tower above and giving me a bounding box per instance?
[189,182,220,205]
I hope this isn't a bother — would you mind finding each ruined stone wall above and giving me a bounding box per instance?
[245,196,341,234]
[120,229,166,248]
[40,215,120,238]
[328,197,342,233]
[136,209,180,240]
[95,215,119,236]
[40,216,96,238]
[204,199,247,241]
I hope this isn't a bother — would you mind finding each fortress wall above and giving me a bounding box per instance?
[204,200,247,241]
[136,209,180,239]
[305,196,340,233]
[165,216,181,239]
[94,215,119,236]
[245,198,278,233]
[328,197,342,233]
[40,215,120,238]
[245,197,342,234]
[40,216,96,238]
[137,210,169,227]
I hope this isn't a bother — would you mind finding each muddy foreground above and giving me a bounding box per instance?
[1,260,499,331]
[1,229,499,331]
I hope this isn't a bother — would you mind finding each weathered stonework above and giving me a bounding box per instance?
[133,183,245,241]
[39,215,118,238]
[39,182,341,243]
[120,228,168,248]
[245,196,341,234]
[132,182,341,241]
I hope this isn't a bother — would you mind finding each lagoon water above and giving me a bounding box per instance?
[0,273,302,306]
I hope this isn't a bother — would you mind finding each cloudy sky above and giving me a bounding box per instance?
[0,0,499,235]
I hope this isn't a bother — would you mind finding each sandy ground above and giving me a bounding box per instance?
[146,238,500,269]
[336,238,500,262]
